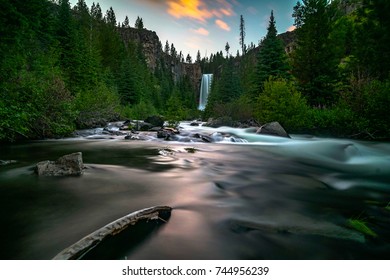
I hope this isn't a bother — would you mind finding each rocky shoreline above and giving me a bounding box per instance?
[72,115,291,143]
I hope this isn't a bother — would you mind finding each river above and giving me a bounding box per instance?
[0,122,389,259]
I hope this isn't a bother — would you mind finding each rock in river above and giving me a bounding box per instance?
[35,152,84,176]
[256,121,290,138]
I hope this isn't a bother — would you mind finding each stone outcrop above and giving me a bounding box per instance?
[118,27,161,71]
[35,152,84,176]
[256,122,290,138]
[117,27,202,93]
[169,60,202,92]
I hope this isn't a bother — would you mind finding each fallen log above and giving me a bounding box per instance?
[53,205,172,260]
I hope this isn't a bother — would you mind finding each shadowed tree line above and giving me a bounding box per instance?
[0,0,197,141]
[202,0,390,140]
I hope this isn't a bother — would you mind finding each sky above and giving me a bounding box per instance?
[69,0,297,59]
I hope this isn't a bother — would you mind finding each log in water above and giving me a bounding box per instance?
[53,206,172,260]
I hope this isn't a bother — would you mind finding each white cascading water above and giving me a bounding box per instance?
[198,74,213,110]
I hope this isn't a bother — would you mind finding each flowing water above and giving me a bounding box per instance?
[0,122,389,259]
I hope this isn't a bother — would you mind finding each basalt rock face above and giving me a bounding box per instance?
[169,60,202,91]
[118,27,161,71]
[117,27,202,92]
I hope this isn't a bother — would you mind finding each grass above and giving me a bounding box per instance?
[348,219,377,238]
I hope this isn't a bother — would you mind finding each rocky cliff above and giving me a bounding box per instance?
[116,27,296,94]
[117,27,202,92]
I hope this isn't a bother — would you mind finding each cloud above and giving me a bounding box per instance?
[166,0,235,23]
[191,27,210,36]
[135,0,165,8]
[287,25,296,32]
[247,6,258,15]
[215,19,230,31]
[214,0,234,17]
[167,0,212,23]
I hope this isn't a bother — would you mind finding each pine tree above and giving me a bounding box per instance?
[291,0,337,106]
[255,10,290,94]
[104,7,116,27]
[74,0,89,14]
[91,2,102,21]
[196,50,201,63]
[239,15,246,55]
[186,54,192,63]
[123,16,129,28]
[164,40,170,54]
[135,16,144,29]
[354,0,390,79]
[225,42,230,58]
[170,43,177,58]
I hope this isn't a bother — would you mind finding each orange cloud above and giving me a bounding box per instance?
[167,0,235,23]
[287,25,296,32]
[192,27,210,36]
[215,19,230,31]
[167,0,212,23]
[215,0,234,16]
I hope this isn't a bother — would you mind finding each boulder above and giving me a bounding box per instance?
[256,122,290,138]
[157,128,179,141]
[35,152,84,176]
[204,117,236,128]
[192,133,214,143]
[144,115,164,128]
[139,122,154,131]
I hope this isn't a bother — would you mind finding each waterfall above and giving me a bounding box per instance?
[198,74,213,110]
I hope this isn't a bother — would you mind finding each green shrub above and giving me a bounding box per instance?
[120,100,157,120]
[255,78,310,131]
[74,82,121,128]
[0,56,76,140]
[307,106,359,137]
[208,95,255,122]
[337,76,390,139]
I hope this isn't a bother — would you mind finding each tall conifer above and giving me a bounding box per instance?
[255,10,290,94]
[291,0,337,106]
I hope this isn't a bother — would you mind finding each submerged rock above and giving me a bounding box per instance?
[157,128,180,141]
[256,121,290,138]
[35,152,84,176]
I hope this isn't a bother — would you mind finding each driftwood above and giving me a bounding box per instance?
[53,205,172,260]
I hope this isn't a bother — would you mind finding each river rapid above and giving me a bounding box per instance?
[0,122,389,259]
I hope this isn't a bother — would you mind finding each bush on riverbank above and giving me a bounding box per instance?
[255,78,308,132]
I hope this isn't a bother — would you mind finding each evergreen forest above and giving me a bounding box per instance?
[1,0,390,141]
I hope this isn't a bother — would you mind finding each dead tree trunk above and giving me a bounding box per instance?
[53,205,172,260]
